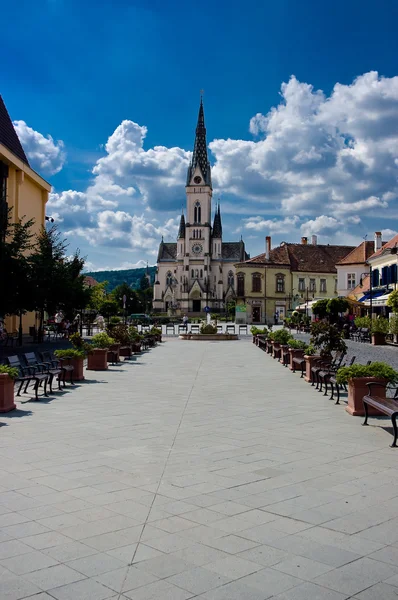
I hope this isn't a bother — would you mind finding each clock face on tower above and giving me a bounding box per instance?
[194,176,202,184]
[192,243,203,255]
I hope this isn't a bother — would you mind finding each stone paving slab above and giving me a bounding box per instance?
[0,339,398,598]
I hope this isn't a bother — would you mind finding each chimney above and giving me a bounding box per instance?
[301,236,308,245]
[311,235,317,245]
[374,231,382,252]
[265,236,271,259]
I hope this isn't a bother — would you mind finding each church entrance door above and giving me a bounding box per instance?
[192,300,201,312]
[252,306,261,323]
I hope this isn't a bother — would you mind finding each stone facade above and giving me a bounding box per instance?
[153,99,248,315]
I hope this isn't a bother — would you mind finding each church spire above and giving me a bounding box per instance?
[177,212,186,239]
[212,202,222,238]
[186,96,212,188]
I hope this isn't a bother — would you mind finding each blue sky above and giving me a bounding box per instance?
[3,0,398,269]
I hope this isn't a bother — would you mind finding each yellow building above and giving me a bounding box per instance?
[0,95,51,334]
[234,235,355,325]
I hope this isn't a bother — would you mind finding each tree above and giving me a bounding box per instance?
[327,297,349,323]
[387,290,398,313]
[139,274,150,291]
[0,212,35,342]
[111,283,142,315]
[312,299,329,320]
[30,226,89,340]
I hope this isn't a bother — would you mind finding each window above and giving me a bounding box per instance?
[237,273,245,296]
[200,269,203,278]
[166,271,173,287]
[298,278,305,292]
[191,269,194,278]
[227,270,234,287]
[252,272,261,293]
[347,273,356,289]
[320,279,327,292]
[276,274,285,293]
[334,278,338,293]
[309,278,316,292]
[194,201,201,223]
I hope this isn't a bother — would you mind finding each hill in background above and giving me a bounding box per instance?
[84,266,157,292]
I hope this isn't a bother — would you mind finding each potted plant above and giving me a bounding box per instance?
[54,349,86,381]
[150,327,162,343]
[336,361,398,416]
[87,332,115,370]
[389,313,398,345]
[287,338,308,371]
[0,365,18,413]
[250,326,268,344]
[128,326,143,353]
[370,316,389,345]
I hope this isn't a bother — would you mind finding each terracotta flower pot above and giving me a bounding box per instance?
[304,354,322,383]
[346,377,387,416]
[289,348,305,371]
[371,333,386,346]
[87,348,108,371]
[0,373,16,413]
[107,343,121,363]
[70,357,84,381]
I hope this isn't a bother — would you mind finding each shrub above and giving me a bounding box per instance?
[370,316,389,334]
[107,324,130,345]
[312,299,329,319]
[69,333,92,356]
[150,327,161,335]
[354,316,372,329]
[109,316,122,325]
[0,365,19,379]
[271,328,291,344]
[336,362,398,385]
[250,326,268,335]
[389,314,398,335]
[305,344,316,355]
[200,323,217,334]
[387,290,398,313]
[310,322,347,358]
[128,326,143,342]
[54,349,85,360]
[287,338,308,350]
[91,332,115,349]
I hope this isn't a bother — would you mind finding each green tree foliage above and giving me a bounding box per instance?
[87,281,108,312]
[0,212,35,319]
[327,297,349,322]
[312,299,329,319]
[310,322,347,358]
[387,290,398,313]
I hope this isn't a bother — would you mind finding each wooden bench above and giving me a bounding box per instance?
[331,360,371,405]
[292,355,306,377]
[7,355,49,400]
[24,352,63,393]
[281,345,290,367]
[40,351,74,384]
[363,382,398,447]
[319,356,355,398]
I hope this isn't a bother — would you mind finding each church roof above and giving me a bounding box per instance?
[186,98,212,187]
[0,95,30,165]
[212,204,222,238]
[157,241,177,261]
[177,213,186,239]
[222,241,248,262]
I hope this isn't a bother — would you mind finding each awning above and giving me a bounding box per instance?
[363,290,392,307]
[358,289,386,302]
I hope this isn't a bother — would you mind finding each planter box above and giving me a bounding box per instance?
[304,354,322,383]
[87,349,108,371]
[289,348,305,371]
[60,357,84,381]
[346,377,387,416]
[0,373,16,413]
[107,344,121,363]
[120,346,132,358]
[372,333,386,346]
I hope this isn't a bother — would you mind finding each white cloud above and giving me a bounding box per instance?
[48,71,398,264]
[13,120,66,175]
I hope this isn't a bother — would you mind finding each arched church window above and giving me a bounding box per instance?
[237,272,245,297]
[228,270,234,287]
[191,269,194,278]
[166,271,173,287]
[200,269,203,278]
[194,201,201,224]
[195,269,199,278]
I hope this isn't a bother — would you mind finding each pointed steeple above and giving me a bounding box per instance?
[186,96,212,188]
[0,95,29,165]
[177,212,186,239]
[212,203,222,238]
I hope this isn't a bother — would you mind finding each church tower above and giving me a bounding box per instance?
[185,97,212,258]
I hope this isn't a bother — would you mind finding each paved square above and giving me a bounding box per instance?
[0,338,398,598]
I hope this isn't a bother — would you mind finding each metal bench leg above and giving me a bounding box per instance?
[335,384,340,405]
[362,400,369,425]
[17,380,26,396]
[323,380,328,396]
[34,379,40,400]
[48,375,54,394]
[391,413,398,448]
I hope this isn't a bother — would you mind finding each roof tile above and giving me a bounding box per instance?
[0,95,29,165]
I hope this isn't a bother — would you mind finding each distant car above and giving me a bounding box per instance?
[129,313,150,322]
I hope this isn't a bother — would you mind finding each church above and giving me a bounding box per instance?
[153,99,249,315]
